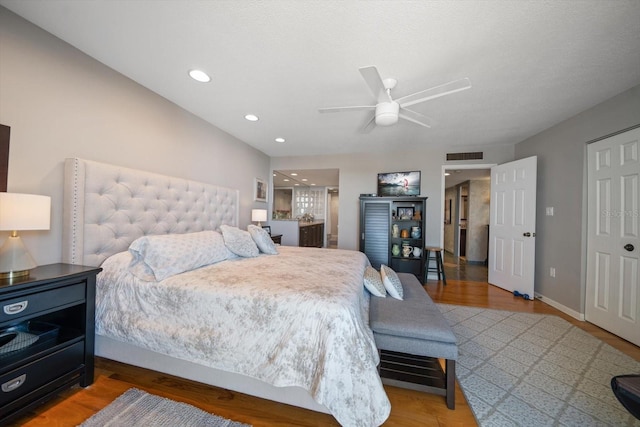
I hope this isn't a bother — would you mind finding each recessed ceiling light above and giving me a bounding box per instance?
[283,179,289,182]
[188,69,211,83]
[294,183,300,186]
[310,183,316,186]
[444,172,451,176]
[244,114,259,121]
[275,137,285,143]
[301,178,308,182]
[290,173,297,176]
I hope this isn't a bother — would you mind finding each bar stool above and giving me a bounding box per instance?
[425,247,447,286]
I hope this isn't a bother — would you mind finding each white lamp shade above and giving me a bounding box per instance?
[251,209,268,222]
[0,193,51,231]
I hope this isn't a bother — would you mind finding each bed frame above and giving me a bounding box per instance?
[61,158,329,414]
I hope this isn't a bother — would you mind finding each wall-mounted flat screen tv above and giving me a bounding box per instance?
[377,171,421,197]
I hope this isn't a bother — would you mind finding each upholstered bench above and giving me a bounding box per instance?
[369,272,458,409]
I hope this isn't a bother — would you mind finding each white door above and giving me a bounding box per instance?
[488,156,537,298]
[586,127,640,346]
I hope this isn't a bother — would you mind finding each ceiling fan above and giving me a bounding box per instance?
[319,66,471,132]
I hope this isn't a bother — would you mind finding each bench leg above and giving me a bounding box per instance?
[446,359,455,409]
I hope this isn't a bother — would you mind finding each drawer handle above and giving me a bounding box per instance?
[3,300,28,315]
[2,374,26,392]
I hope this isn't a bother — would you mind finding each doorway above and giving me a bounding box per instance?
[327,188,339,248]
[442,167,491,277]
[441,166,493,282]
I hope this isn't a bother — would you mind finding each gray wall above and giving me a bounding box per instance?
[515,85,640,314]
[0,8,270,266]
[272,146,514,251]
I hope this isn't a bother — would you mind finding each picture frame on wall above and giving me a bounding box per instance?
[254,177,267,202]
[445,199,452,224]
[0,124,9,192]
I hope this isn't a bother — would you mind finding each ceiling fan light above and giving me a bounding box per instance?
[375,101,399,126]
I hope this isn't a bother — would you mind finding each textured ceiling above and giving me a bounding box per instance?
[2,0,639,157]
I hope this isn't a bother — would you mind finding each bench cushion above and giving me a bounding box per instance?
[370,273,458,360]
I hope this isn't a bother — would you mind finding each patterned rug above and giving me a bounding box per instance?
[437,304,640,426]
[79,388,250,427]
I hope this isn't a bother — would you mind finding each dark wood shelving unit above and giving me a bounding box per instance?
[359,196,427,280]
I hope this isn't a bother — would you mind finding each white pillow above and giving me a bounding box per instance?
[363,266,386,297]
[380,265,404,300]
[247,225,279,255]
[128,231,228,281]
[220,225,259,258]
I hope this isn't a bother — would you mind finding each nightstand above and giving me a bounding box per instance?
[271,234,282,244]
[0,263,101,424]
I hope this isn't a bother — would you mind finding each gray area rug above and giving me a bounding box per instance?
[437,304,640,426]
[79,388,251,427]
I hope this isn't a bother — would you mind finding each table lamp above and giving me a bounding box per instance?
[251,209,267,228]
[0,193,51,279]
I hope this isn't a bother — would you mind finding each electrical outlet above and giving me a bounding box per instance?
[546,207,554,216]
[550,267,556,277]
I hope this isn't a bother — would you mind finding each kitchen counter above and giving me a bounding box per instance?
[269,220,325,247]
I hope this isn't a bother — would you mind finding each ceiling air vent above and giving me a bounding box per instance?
[446,152,483,161]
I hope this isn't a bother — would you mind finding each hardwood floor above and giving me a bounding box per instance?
[11,255,640,426]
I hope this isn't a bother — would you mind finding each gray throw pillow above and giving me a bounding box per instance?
[247,225,279,255]
[220,225,259,257]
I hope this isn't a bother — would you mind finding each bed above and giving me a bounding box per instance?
[61,158,390,427]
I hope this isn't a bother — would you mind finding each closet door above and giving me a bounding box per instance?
[360,200,390,269]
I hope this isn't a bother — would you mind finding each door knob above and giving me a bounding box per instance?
[624,244,635,252]
[523,232,531,237]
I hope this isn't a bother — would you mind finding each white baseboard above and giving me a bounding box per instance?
[534,293,585,321]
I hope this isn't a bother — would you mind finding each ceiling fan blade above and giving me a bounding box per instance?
[399,108,436,128]
[396,77,471,108]
[360,114,377,133]
[359,66,391,103]
[318,105,376,113]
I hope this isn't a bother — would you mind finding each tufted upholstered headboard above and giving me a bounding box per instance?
[62,158,239,267]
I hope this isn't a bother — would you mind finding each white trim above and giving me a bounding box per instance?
[534,293,585,321]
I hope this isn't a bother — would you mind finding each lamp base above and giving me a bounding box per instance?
[0,234,37,280]
[0,269,30,280]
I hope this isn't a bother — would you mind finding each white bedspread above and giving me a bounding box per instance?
[96,246,390,426]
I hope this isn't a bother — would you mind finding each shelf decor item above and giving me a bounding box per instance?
[391,244,400,257]
[402,244,412,258]
[411,226,421,239]
[400,229,410,238]
[397,207,415,220]
[392,224,399,238]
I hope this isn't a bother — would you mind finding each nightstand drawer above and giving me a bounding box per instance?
[0,341,83,406]
[0,283,85,323]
